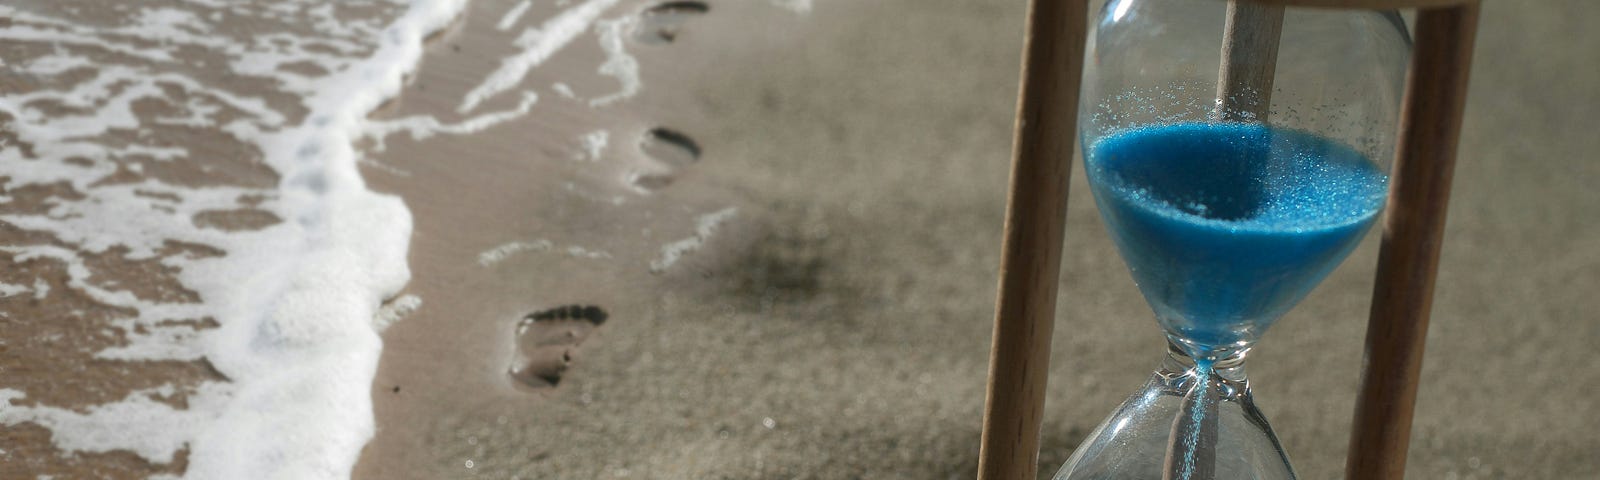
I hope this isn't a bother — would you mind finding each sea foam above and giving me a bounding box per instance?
[0,0,465,478]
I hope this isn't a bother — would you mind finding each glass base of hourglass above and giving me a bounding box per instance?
[1052,342,1295,480]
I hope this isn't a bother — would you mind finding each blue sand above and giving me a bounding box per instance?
[1177,358,1216,480]
[1085,122,1388,353]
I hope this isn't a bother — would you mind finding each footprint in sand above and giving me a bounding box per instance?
[508,305,609,389]
[633,1,710,45]
[628,127,702,192]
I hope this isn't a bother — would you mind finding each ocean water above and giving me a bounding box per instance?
[0,0,458,478]
[0,0,470,476]
[1084,122,1389,354]
[0,0,811,477]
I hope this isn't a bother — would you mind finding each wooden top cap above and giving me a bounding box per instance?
[1239,0,1475,9]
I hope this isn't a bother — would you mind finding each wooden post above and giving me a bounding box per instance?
[1216,0,1285,122]
[1346,3,1480,479]
[976,0,1089,479]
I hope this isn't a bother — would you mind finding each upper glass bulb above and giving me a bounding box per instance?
[1081,0,1412,359]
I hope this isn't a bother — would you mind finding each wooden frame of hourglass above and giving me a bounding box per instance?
[974,0,1481,479]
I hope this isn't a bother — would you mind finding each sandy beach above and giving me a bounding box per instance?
[4,0,1599,479]
[354,0,1600,478]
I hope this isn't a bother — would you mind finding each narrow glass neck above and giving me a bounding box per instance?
[1162,340,1250,385]
[1166,332,1258,365]
[1158,341,1260,480]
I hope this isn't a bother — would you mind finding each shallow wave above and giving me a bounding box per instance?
[0,0,461,478]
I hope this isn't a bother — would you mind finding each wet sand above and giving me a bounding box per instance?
[4,0,1598,478]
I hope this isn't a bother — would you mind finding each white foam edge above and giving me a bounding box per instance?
[0,281,28,297]
[649,207,737,273]
[578,129,609,161]
[171,0,470,476]
[373,294,423,333]
[457,0,623,113]
[478,240,555,266]
[478,239,614,267]
[497,0,534,31]
[589,14,640,107]
[0,384,228,466]
[362,90,539,152]
[0,1,465,478]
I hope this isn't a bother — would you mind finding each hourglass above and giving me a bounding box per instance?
[975,1,1480,480]
[1058,1,1409,477]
